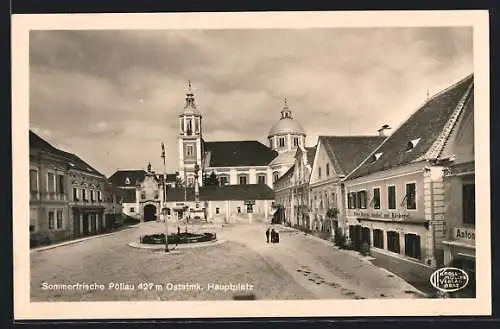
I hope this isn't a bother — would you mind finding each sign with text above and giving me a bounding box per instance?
[454,227,475,242]
[353,210,411,220]
[245,200,255,205]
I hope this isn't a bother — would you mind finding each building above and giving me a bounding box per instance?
[108,164,179,221]
[441,84,475,296]
[177,83,306,189]
[164,184,275,224]
[103,181,124,228]
[111,82,310,221]
[308,135,386,234]
[274,145,317,228]
[342,74,474,277]
[29,130,109,245]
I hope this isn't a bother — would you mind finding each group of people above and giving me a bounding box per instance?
[265,227,279,243]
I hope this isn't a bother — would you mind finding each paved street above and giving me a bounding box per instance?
[30,221,425,301]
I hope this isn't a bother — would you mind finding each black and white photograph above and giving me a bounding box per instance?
[12,11,490,319]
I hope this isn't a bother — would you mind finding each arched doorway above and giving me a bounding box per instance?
[143,204,157,222]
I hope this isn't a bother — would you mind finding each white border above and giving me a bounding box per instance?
[12,10,490,319]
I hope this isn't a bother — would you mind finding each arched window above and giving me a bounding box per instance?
[273,171,280,183]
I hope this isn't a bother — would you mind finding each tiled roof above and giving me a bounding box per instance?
[306,146,317,166]
[29,130,105,177]
[445,161,475,176]
[165,184,274,202]
[108,170,147,187]
[346,74,474,180]
[319,136,386,177]
[203,140,278,167]
[269,150,296,166]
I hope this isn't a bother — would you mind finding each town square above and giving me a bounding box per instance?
[26,25,477,303]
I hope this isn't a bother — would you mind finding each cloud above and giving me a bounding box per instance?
[29,27,473,176]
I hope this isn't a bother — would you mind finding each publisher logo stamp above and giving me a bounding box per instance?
[430,267,469,293]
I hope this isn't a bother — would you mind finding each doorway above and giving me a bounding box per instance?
[143,204,157,221]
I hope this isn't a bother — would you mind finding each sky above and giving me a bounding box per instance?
[29,27,473,177]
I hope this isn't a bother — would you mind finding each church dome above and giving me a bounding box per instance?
[268,98,306,138]
[268,118,306,138]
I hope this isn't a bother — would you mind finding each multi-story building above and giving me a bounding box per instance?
[441,84,475,296]
[273,164,295,225]
[103,180,124,228]
[29,130,109,245]
[342,74,474,279]
[308,135,385,234]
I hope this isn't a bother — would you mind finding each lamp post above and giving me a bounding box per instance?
[161,142,169,252]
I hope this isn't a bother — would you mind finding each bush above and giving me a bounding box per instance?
[360,242,370,256]
[140,232,216,244]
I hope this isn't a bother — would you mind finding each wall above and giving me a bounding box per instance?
[205,166,273,189]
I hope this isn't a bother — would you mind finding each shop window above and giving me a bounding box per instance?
[405,183,416,210]
[373,229,384,249]
[373,188,381,209]
[216,208,220,214]
[388,186,396,210]
[30,169,38,192]
[387,231,400,253]
[463,184,475,225]
[247,204,253,213]
[404,233,421,259]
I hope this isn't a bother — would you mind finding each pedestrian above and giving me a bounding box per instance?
[266,228,270,243]
[177,226,181,235]
[271,228,276,243]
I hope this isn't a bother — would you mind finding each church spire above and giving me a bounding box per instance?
[184,80,196,109]
[280,96,292,119]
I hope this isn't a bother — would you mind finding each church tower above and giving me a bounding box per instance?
[178,81,203,187]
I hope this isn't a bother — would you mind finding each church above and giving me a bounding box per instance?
[109,82,309,222]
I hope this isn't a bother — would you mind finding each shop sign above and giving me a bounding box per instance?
[245,200,255,205]
[455,227,475,242]
[353,210,410,220]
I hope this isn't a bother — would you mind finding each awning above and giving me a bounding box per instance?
[442,240,476,249]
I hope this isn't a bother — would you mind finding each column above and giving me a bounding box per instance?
[287,134,292,151]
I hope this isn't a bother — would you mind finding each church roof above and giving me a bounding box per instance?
[346,74,474,180]
[268,118,306,137]
[165,184,274,201]
[29,130,105,177]
[269,150,296,167]
[203,140,278,167]
[318,135,386,177]
[108,170,147,187]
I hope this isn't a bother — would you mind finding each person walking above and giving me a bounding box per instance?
[266,228,270,243]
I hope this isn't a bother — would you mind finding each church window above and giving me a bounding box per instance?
[187,119,193,135]
[293,137,299,147]
[326,163,330,176]
[278,137,285,148]
[257,174,266,185]
[318,167,322,179]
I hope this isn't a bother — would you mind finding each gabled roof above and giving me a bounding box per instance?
[29,130,105,177]
[318,136,386,177]
[275,164,295,184]
[108,170,147,187]
[203,140,278,167]
[346,74,474,180]
[165,184,274,202]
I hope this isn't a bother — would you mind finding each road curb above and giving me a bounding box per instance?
[30,226,137,253]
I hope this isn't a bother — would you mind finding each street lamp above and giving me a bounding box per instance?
[161,142,169,253]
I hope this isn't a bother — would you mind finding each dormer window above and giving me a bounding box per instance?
[405,138,421,152]
[69,162,75,167]
[371,152,383,163]
[125,177,130,185]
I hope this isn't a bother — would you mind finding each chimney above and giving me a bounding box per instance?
[377,124,391,137]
